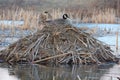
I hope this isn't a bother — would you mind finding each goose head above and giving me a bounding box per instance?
[44,11,48,14]
[63,14,69,19]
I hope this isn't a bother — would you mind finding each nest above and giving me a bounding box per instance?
[0,24,118,64]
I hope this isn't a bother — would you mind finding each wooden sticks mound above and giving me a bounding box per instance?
[0,24,118,64]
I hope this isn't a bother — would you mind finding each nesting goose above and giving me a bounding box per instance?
[39,12,47,23]
[39,13,72,27]
[39,11,52,23]
[54,14,71,24]
[52,14,72,27]
[44,11,52,20]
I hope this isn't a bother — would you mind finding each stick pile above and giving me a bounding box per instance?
[0,23,118,64]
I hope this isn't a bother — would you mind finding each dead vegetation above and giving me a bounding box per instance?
[0,22,118,65]
[0,6,118,30]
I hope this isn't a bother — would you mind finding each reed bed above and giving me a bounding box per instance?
[0,8,40,30]
[51,8,117,24]
[91,8,116,23]
[0,8,118,30]
[0,8,117,42]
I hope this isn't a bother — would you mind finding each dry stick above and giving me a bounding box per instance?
[75,35,87,47]
[43,33,50,49]
[98,47,108,60]
[101,46,112,58]
[89,38,97,47]
[32,40,41,61]
[71,51,75,63]
[77,75,81,80]
[22,42,36,56]
[53,75,55,80]
[34,48,39,57]
[6,42,20,61]
[58,55,67,63]
[89,54,96,62]
[100,44,114,60]
[64,43,73,50]
[58,51,66,62]
[76,54,82,64]
[32,34,46,56]
[70,40,76,63]
[54,44,61,63]
[65,27,78,32]
[23,34,46,57]
[104,49,114,57]
[91,54,101,64]
[86,38,90,48]
[100,45,108,58]
[33,52,72,63]
[58,46,73,62]
[116,31,119,52]
[74,40,81,64]
[61,56,72,63]
[74,54,79,64]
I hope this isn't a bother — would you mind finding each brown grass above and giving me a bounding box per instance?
[0,7,118,30]
[0,8,40,30]
[91,8,116,23]
[50,8,117,24]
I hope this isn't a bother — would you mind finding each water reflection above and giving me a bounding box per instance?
[0,65,19,80]
[100,65,120,80]
[0,63,120,80]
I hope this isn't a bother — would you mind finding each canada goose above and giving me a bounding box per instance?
[117,77,120,80]
[40,12,47,23]
[39,13,72,27]
[63,14,69,19]
[53,14,72,26]
[44,11,52,20]
[39,11,52,23]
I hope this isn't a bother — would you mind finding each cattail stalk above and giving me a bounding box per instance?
[116,31,119,51]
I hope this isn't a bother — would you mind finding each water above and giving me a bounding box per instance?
[0,20,24,26]
[97,35,120,46]
[75,23,120,32]
[0,63,120,80]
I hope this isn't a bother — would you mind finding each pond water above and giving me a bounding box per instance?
[0,63,120,80]
[75,23,120,32]
[97,35,120,46]
[0,20,24,26]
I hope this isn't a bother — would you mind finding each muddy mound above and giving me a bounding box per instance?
[0,24,118,64]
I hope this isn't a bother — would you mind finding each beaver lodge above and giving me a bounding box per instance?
[0,20,119,65]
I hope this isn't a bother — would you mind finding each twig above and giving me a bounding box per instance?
[33,52,72,63]
[77,75,81,80]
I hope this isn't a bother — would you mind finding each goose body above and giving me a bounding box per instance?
[44,11,52,21]
[52,14,72,26]
[39,13,72,27]
[39,11,52,23]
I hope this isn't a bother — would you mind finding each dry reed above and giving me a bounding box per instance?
[51,8,117,24]
[0,8,40,30]
[91,8,116,23]
[0,8,117,30]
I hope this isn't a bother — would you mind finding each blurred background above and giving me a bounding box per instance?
[0,0,119,16]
